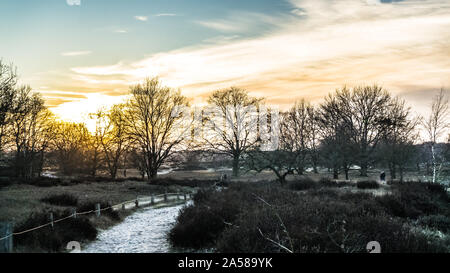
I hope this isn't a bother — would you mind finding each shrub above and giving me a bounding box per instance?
[0,177,13,188]
[287,177,316,191]
[14,210,97,252]
[318,177,354,188]
[216,198,446,253]
[41,194,78,207]
[356,180,380,189]
[151,178,217,188]
[171,182,449,253]
[418,215,450,233]
[169,187,243,248]
[25,177,62,187]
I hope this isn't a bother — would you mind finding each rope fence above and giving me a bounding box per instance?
[0,192,193,250]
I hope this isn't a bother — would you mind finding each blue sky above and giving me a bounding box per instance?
[0,0,449,124]
[0,0,291,74]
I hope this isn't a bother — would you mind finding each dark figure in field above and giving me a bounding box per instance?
[380,171,386,183]
[221,173,228,182]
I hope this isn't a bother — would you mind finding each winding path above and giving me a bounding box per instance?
[82,203,187,253]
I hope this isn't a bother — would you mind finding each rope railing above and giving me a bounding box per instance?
[0,192,192,243]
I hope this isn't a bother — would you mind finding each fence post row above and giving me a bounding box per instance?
[0,222,13,253]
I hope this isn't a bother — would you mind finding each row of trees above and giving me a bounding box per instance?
[247,86,449,183]
[1,60,449,183]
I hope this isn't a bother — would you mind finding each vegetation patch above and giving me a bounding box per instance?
[41,194,78,207]
[287,177,316,191]
[169,182,450,253]
[356,180,380,189]
[14,210,97,252]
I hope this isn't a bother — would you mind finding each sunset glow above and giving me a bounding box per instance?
[1,0,449,121]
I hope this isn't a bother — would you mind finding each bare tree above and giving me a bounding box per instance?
[51,122,90,176]
[423,88,449,183]
[86,112,105,177]
[9,86,54,178]
[205,87,262,177]
[322,85,392,177]
[378,98,420,181]
[99,104,129,179]
[281,100,315,175]
[318,91,358,180]
[125,77,189,181]
[306,106,321,174]
[0,60,17,152]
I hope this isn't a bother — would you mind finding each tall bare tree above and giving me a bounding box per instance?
[246,111,297,184]
[317,103,356,180]
[322,85,392,177]
[281,100,316,175]
[9,86,54,178]
[423,88,449,183]
[51,122,90,176]
[378,98,420,181]
[205,87,262,177]
[0,60,17,152]
[99,104,129,179]
[125,77,189,181]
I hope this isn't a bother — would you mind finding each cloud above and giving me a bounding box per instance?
[195,11,285,33]
[154,13,177,17]
[134,16,148,22]
[61,51,92,56]
[66,0,81,6]
[59,0,449,116]
[114,29,128,33]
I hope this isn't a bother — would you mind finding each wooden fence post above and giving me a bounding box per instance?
[72,209,77,219]
[164,193,168,202]
[49,213,54,228]
[184,194,187,201]
[135,199,139,208]
[122,203,126,210]
[95,204,101,217]
[151,195,155,205]
[0,222,13,253]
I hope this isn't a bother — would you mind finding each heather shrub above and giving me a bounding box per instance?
[14,210,97,252]
[41,194,78,207]
[356,180,380,189]
[170,181,449,253]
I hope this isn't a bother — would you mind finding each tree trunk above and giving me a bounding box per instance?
[360,161,368,177]
[313,163,318,174]
[148,168,158,181]
[232,155,239,177]
[399,167,404,182]
[333,166,339,180]
[389,163,396,180]
[431,145,436,183]
[278,175,287,185]
[111,169,117,180]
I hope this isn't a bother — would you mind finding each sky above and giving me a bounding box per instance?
[0,0,449,124]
